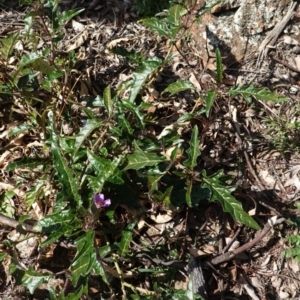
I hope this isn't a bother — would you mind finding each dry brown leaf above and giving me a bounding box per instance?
[239,274,260,300]
[0,182,25,198]
[66,29,89,52]
[225,237,240,251]
[189,73,201,91]
[229,265,237,281]
[279,289,290,299]
[106,37,131,49]
[284,165,300,190]
[157,124,175,140]
[295,55,300,71]
[283,36,299,45]
[249,276,263,290]
[32,201,44,221]
[72,19,85,32]
[288,258,300,273]
[0,150,11,169]
[150,210,174,224]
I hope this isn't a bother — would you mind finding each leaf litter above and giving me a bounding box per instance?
[1,0,300,299]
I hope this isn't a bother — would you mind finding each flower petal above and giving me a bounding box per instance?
[102,198,111,207]
[93,193,111,208]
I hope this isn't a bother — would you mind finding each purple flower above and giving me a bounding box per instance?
[93,193,111,208]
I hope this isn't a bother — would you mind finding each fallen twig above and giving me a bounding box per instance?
[222,225,243,254]
[0,213,40,233]
[211,217,285,265]
[270,53,300,73]
[256,2,297,67]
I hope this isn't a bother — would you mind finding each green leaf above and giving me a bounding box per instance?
[0,32,19,61]
[86,151,123,192]
[99,245,113,258]
[186,272,195,300]
[118,114,134,134]
[6,156,46,171]
[120,100,146,128]
[124,142,164,170]
[74,118,102,156]
[59,286,85,300]
[183,125,200,170]
[92,259,109,285]
[140,18,170,36]
[201,170,260,230]
[118,219,137,257]
[49,287,57,300]
[17,72,40,89]
[50,139,81,205]
[168,4,187,26]
[185,179,193,207]
[170,186,210,207]
[215,48,223,83]
[129,57,162,103]
[0,190,15,217]
[205,90,217,118]
[177,113,193,123]
[229,85,289,104]
[70,230,96,286]
[35,209,76,234]
[285,246,300,258]
[22,267,51,294]
[70,253,95,286]
[148,171,166,192]
[25,181,44,207]
[197,0,223,16]
[40,230,66,248]
[58,8,85,26]
[103,85,113,118]
[31,58,55,75]
[163,186,173,207]
[0,253,7,262]
[15,52,41,80]
[162,80,195,96]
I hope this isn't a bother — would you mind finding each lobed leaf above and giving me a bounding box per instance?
[74,118,102,156]
[86,151,123,192]
[183,125,200,170]
[6,156,46,171]
[229,85,289,104]
[21,267,52,294]
[120,99,146,128]
[162,80,195,96]
[70,230,96,286]
[205,90,217,117]
[14,52,41,80]
[31,58,55,75]
[140,18,169,36]
[25,181,45,207]
[0,32,19,61]
[58,8,85,26]
[103,85,113,118]
[129,57,162,103]
[185,179,193,207]
[118,219,137,257]
[36,209,76,234]
[47,111,81,206]
[168,4,188,26]
[201,170,260,230]
[124,142,164,170]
